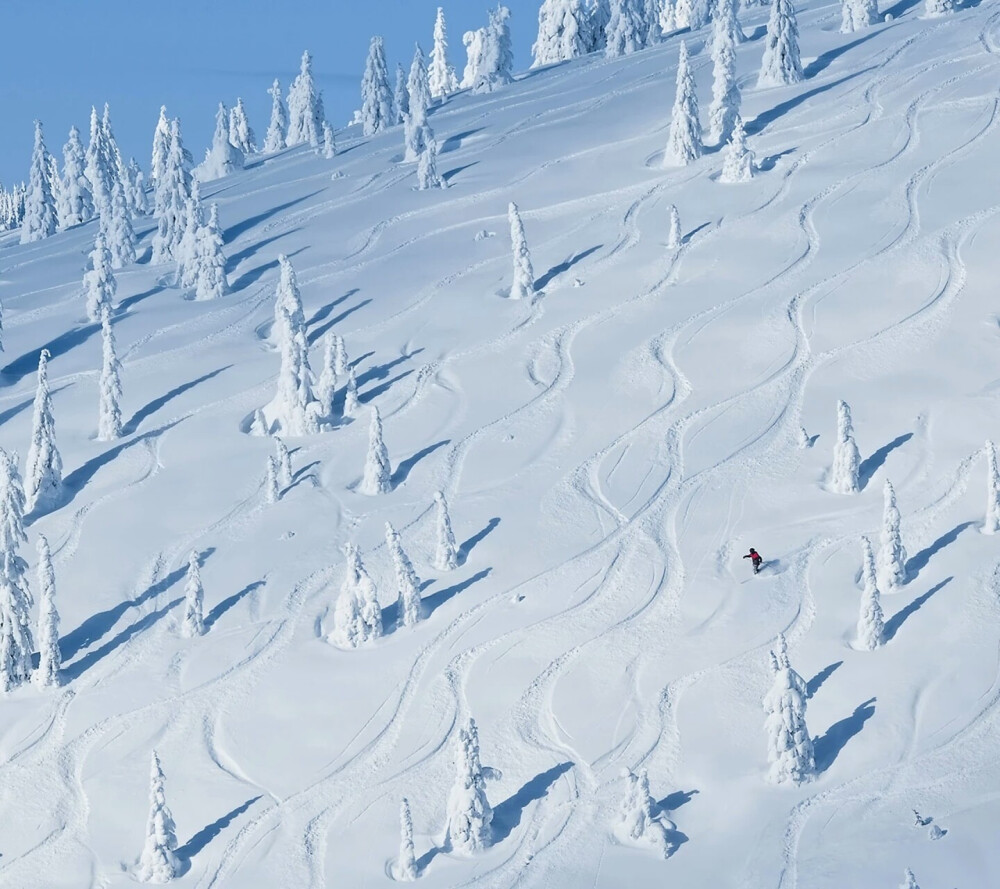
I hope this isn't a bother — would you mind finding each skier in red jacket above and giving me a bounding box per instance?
[743,548,763,574]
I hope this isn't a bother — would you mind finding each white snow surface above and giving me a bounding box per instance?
[2,2,1000,886]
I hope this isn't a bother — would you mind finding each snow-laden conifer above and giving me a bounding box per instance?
[151,106,171,184]
[102,175,137,268]
[329,543,382,647]
[198,103,244,181]
[229,98,256,154]
[758,0,803,87]
[605,0,646,58]
[98,308,123,441]
[769,632,808,697]
[663,41,703,167]
[900,869,920,889]
[361,37,395,136]
[396,797,418,881]
[21,121,58,244]
[719,115,755,183]
[404,112,425,165]
[102,105,128,193]
[84,233,117,322]
[667,204,681,248]
[86,107,114,219]
[182,551,205,637]
[877,480,907,591]
[462,27,488,89]
[508,202,535,300]
[763,646,814,784]
[856,535,885,650]
[409,44,433,125]
[24,350,62,514]
[841,0,878,31]
[586,0,612,50]
[386,522,423,629]
[361,406,392,495]
[446,717,496,853]
[0,449,33,692]
[270,255,318,436]
[617,767,675,857]
[47,152,63,225]
[829,399,861,494]
[643,0,664,45]
[33,535,60,689]
[709,0,741,146]
[322,122,336,159]
[250,408,268,437]
[344,366,360,419]
[136,751,180,883]
[287,51,326,148]
[394,64,410,126]
[152,120,192,263]
[474,7,514,93]
[533,0,590,67]
[332,334,349,376]
[58,126,94,229]
[265,455,280,504]
[430,8,460,98]
[434,490,460,570]
[984,440,1000,534]
[273,436,292,487]
[315,332,338,419]
[126,158,149,216]
[192,203,228,301]
[264,80,288,153]
[923,0,953,15]
[417,128,444,190]
[176,180,204,289]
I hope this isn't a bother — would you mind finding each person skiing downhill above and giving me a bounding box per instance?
[743,548,763,574]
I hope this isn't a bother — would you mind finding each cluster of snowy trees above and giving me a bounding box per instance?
[0,182,27,231]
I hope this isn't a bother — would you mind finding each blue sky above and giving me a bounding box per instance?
[0,0,540,185]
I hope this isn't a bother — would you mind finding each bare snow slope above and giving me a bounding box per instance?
[2,2,1000,886]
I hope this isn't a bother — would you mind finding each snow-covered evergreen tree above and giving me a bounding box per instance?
[322,122,336,159]
[33,534,60,689]
[404,112,425,164]
[663,41,702,167]
[605,0,646,58]
[763,648,814,784]
[508,202,535,300]
[58,125,94,230]
[446,717,495,854]
[719,115,755,183]
[102,104,128,193]
[857,535,885,650]
[229,98,256,154]
[98,308,123,441]
[0,448,33,693]
[152,120,192,263]
[136,751,180,883]
[125,158,149,216]
[829,399,861,494]
[250,408,268,437]
[328,543,382,647]
[265,455,280,503]
[102,174,137,269]
[264,80,288,153]
[287,51,326,147]
[617,767,675,857]
[198,103,244,181]
[24,350,62,514]
[316,332,338,419]
[877,480,907,592]
[985,440,1000,534]
[533,0,590,67]
[429,8,460,98]
[709,0,741,146]
[86,106,114,219]
[176,180,204,289]
[269,255,318,436]
[386,522,423,629]
[182,551,205,638]
[273,436,292,487]
[585,0,612,50]
[21,121,58,244]
[394,64,410,125]
[191,203,228,300]
[462,27,488,88]
[900,868,920,889]
[417,128,444,190]
[434,490,459,570]
[758,0,803,87]
[151,106,171,185]
[361,406,392,495]
[474,6,514,93]
[409,44,433,125]
[643,0,664,45]
[396,797,418,881]
[841,0,878,31]
[84,233,117,322]
[923,0,953,15]
[361,37,394,136]
[344,365,360,418]
[667,203,681,248]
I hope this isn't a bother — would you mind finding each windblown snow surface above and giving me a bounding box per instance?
[3,1,1000,886]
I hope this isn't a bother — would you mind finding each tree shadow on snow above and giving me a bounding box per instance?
[906,523,974,580]
[359,369,414,404]
[883,577,951,642]
[60,547,216,663]
[390,439,450,488]
[225,230,300,272]
[813,697,876,773]
[177,796,262,860]
[0,383,73,428]
[222,191,322,243]
[307,298,373,345]
[534,244,603,291]
[118,284,166,313]
[884,0,923,17]
[443,162,479,185]
[804,28,888,79]
[858,432,913,489]
[459,518,501,565]
[229,246,308,292]
[123,366,231,435]
[282,461,322,495]
[306,288,360,329]
[757,148,796,172]
[806,661,843,698]
[492,762,574,843]
[422,568,492,617]
[356,349,425,388]
[746,68,876,136]
[656,788,699,813]
[441,128,485,153]
[205,580,266,630]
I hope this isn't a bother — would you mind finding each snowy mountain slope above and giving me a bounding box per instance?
[2,1,1000,887]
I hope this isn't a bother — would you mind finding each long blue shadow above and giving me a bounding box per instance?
[492,762,574,843]
[859,432,913,488]
[884,0,923,17]
[177,796,262,859]
[223,192,321,243]
[359,369,414,404]
[459,517,501,565]
[356,349,425,388]
[905,524,974,580]
[0,382,72,427]
[884,577,951,641]
[306,288,360,328]
[656,788,699,812]
[746,68,875,136]
[205,580,266,630]
[814,698,876,772]
[423,568,492,617]
[443,162,479,184]
[534,244,603,291]
[1,313,124,386]
[226,230,299,272]
[806,661,843,698]
[390,439,450,488]
[230,246,308,292]
[804,28,888,79]
[119,284,166,312]
[123,366,230,435]
[440,128,486,154]
[307,298,373,345]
